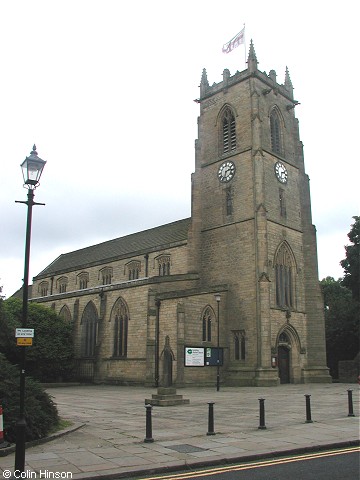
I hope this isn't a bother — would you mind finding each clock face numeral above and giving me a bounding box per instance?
[218,161,235,183]
[274,161,288,184]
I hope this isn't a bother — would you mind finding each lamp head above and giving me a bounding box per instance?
[214,293,221,303]
[21,145,46,189]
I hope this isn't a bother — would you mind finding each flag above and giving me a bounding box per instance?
[222,27,245,54]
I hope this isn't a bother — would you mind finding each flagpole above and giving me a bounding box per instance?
[243,24,246,68]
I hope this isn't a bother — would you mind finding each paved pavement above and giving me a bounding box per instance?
[0,384,359,479]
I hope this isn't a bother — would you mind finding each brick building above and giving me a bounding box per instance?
[31,42,331,386]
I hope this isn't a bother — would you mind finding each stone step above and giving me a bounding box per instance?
[145,397,190,406]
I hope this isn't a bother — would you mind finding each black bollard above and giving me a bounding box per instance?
[258,398,267,430]
[144,404,154,443]
[305,394,313,423]
[347,390,355,417]
[207,402,216,435]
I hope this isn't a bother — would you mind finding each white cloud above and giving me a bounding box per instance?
[1,0,359,297]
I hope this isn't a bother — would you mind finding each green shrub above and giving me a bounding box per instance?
[1,298,75,382]
[0,353,59,443]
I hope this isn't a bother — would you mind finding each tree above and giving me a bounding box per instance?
[340,216,360,302]
[321,277,359,378]
[0,298,74,382]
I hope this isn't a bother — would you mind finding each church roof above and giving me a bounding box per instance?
[34,217,191,279]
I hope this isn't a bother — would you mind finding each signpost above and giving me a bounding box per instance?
[15,328,34,347]
[16,338,33,346]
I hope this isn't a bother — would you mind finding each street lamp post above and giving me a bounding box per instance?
[214,293,221,391]
[14,145,46,473]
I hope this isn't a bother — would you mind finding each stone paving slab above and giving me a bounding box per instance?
[0,384,358,479]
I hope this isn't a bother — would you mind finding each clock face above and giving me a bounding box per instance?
[218,161,235,183]
[274,161,288,184]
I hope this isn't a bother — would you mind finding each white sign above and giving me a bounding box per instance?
[185,347,204,367]
[15,328,34,338]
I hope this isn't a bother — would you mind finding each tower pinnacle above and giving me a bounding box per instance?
[247,39,258,73]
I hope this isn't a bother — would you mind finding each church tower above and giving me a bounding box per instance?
[188,41,331,386]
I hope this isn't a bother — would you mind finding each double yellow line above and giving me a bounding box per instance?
[139,446,359,480]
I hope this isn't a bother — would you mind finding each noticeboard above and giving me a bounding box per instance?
[184,347,205,367]
[184,346,224,367]
[204,347,223,366]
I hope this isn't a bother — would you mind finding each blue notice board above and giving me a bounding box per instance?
[205,347,223,366]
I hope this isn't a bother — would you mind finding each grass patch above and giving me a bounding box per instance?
[48,418,73,434]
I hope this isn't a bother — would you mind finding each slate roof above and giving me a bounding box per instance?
[35,217,191,279]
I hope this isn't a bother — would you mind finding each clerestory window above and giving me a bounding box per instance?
[100,266,113,285]
[127,261,141,280]
[157,255,171,276]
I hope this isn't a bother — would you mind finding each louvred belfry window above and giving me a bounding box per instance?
[270,109,282,155]
[222,108,236,153]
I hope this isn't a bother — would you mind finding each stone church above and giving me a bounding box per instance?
[31,42,331,386]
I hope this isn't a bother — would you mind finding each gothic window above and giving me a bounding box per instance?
[100,266,113,285]
[77,272,89,290]
[279,188,286,217]
[202,306,213,342]
[233,330,246,360]
[59,305,72,323]
[157,255,171,276]
[226,187,233,216]
[58,276,68,294]
[222,107,236,153]
[81,302,98,357]
[270,109,282,155]
[111,298,129,357]
[279,331,289,343]
[39,281,49,297]
[126,261,141,280]
[275,242,295,309]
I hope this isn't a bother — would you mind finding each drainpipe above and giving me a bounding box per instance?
[155,299,161,388]
[144,254,149,277]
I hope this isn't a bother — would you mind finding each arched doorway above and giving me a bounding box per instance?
[278,345,290,384]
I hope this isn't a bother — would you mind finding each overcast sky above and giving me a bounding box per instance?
[0,0,359,298]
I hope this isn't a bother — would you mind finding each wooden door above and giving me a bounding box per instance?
[278,346,290,384]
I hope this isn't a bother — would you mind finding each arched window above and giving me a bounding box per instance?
[202,306,213,342]
[157,255,171,276]
[111,298,129,357]
[279,331,290,343]
[270,109,282,155]
[222,107,236,153]
[39,281,49,297]
[226,187,233,216]
[279,188,286,217]
[59,305,72,323]
[57,276,68,294]
[126,261,141,280]
[275,242,295,309]
[100,266,113,285]
[81,302,98,357]
[233,330,246,360]
[77,272,89,290]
